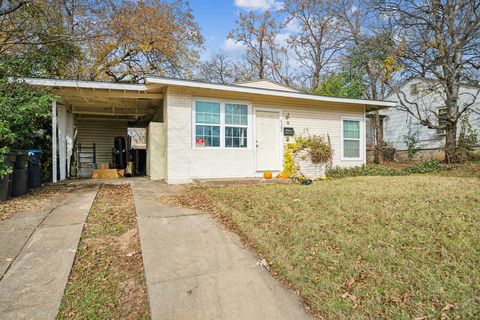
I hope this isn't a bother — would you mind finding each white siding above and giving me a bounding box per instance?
[163,87,366,184]
[76,118,128,164]
[382,80,480,151]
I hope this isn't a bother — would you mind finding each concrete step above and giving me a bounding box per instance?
[192,178,291,186]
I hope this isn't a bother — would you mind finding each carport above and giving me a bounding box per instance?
[20,78,164,182]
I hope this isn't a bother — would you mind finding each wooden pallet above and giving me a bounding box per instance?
[91,169,125,179]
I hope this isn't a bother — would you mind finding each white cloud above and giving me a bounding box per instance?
[234,0,284,11]
[222,38,246,58]
[284,18,301,33]
[275,33,290,47]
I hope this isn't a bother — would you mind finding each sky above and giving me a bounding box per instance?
[188,0,286,61]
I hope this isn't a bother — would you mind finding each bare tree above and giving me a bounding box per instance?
[228,10,279,80]
[231,59,256,82]
[378,0,480,162]
[283,0,345,90]
[198,50,234,84]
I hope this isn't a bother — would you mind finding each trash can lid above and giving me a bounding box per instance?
[10,149,28,154]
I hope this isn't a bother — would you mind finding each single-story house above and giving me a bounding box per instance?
[20,77,396,184]
[378,78,480,160]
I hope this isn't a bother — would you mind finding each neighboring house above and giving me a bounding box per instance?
[21,77,395,184]
[378,78,480,160]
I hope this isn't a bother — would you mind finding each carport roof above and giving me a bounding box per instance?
[17,77,163,121]
[18,77,150,91]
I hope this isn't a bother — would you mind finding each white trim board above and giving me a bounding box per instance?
[146,76,397,108]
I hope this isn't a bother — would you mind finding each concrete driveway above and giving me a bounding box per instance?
[0,184,99,319]
[132,180,314,320]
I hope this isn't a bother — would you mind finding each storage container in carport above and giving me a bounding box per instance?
[0,153,16,201]
[11,151,29,197]
[28,150,42,188]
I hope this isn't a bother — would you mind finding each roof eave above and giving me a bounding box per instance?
[14,77,149,91]
[145,76,397,108]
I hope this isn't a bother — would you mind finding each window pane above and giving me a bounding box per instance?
[225,127,247,148]
[344,139,360,158]
[343,120,360,139]
[196,101,220,124]
[225,104,248,125]
[196,125,220,147]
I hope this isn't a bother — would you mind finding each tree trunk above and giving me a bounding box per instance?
[444,122,458,163]
[373,110,384,164]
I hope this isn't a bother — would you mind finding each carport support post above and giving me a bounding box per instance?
[57,104,67,181]
[52,99,57,183]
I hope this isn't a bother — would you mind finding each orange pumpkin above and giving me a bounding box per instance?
[276,172,289,179]
[263,171,273,179]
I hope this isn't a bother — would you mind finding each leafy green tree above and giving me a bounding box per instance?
[311,71,366,99]
[0,0,78,179]
[0,74,55,178]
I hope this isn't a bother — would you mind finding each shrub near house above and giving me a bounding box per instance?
[284,135,333,179]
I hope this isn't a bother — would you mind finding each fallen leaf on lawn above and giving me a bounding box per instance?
[341,292,357,302]
[126,251,137,257]
[441,303,454,312]
[392,292,409,306]
[256,258,269,270]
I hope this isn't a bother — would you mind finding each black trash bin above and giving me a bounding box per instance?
[113,136,127,169]
[28,150,42,188]
[11,151,29,197]
[132,149,146,176]
[0,153,16,201]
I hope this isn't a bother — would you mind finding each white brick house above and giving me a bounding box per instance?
[21,77,396,184]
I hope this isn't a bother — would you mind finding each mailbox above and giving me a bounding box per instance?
[283,127,295,136]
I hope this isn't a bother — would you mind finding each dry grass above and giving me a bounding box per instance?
[0,184,77,220]
[57,184,150,320]
[385,161,480,179]
[439,161,480,179]
[167,175,480,319]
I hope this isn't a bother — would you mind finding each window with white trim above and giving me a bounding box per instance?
[195,101,221,147]
[225,104,248,148]
[194,100,249,148]
[343,119,361,158]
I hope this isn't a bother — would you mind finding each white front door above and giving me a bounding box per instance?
[255,110,281,171]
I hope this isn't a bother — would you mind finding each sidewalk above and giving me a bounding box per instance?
[0,184,99,319]
[132,180,314,320]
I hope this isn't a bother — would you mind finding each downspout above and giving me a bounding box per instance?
[52,100,57,183]
[364,104,367,163]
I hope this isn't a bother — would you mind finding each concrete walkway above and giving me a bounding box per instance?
[132,180,314,320]
[0,184,99,319]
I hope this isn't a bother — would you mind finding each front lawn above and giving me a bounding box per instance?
[168,175,480,319]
